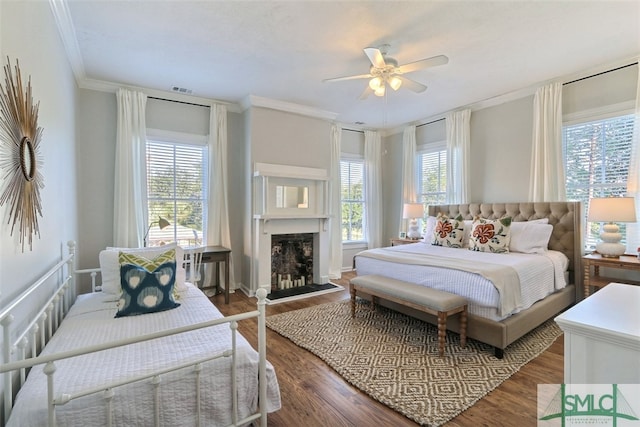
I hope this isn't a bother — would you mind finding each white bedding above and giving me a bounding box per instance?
[355,243,568,321]
[8,283,281,426]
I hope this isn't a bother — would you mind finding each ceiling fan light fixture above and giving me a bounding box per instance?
[389,76,402,91]
[374,85,386,97]
[369,77,383,90]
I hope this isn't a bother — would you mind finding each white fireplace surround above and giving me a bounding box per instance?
[251,163,330,294]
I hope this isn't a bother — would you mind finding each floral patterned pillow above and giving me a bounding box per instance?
[469,216,512,253]
[431,213,465,248]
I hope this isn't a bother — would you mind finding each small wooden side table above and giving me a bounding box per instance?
[390,238,422,246]
[200,246,232,304]
[582,253,640,298]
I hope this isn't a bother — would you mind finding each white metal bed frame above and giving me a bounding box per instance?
[0,241,270,427]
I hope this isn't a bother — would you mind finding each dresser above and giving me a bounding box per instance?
[555,283,640,384]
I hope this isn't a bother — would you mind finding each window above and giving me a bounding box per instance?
[146,139,208,247]
[418,145,447,213]
[340,159,365,242]
[563,114,635,250]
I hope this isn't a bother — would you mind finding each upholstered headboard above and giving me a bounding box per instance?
[427,202,583,288]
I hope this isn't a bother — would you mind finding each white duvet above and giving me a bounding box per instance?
[8,284,281,427]
[355,242,568,321]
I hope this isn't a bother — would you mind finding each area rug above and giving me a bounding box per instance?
[266,299,562,426]
[265,282,343,304]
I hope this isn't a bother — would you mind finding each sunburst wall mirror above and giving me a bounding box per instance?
[0,57,44,252]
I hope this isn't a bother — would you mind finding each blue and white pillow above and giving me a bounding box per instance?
[115,249,180,318]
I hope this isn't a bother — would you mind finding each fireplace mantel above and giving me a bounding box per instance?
[251,163,331,295]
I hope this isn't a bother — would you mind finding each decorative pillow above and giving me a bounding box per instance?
[99,243,187,294]
[469,216,512,253]
[431,213,465,248]
[509,222,553,253]
[115,249,181,318]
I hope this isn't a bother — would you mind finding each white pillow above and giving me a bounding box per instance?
[422,216,437,242]
[509,221,553,254]
[462,220,473,247]
[99,243,187,294]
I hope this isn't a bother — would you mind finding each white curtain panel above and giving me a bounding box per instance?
[204,104,235,289]
[364,130,383,249]
[113,88,148,247]
[529,82,566,202]
[400,125,417,234]
[328,124,343,278]
[445,109,471,204]
[626,63,640,254]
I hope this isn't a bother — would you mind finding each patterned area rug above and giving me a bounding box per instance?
[266,299,562,427]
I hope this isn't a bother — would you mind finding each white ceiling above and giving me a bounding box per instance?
[62,0,640,129]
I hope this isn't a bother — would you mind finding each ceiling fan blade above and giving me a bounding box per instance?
[398,55,449,74]
[323,73,372,83]
[359,86,374,100]
[363,47,386,68]
[398,76,427,93]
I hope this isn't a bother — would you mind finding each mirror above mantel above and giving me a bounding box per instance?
[253,163,328,220]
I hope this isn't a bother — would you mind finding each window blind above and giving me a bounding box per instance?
[418,149,447,208]
[340,159,365,242]
[146,140,207,246]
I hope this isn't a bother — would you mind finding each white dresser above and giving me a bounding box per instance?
[555,283,640,384]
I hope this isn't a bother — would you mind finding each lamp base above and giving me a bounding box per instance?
[596,242,626,258]
[596,222,625,258]
[407,219,422,240]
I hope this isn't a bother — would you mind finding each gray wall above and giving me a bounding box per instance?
[381,64,638,252]
[0,1,79,302]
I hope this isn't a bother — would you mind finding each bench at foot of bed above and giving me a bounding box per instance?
[350,274,467,357]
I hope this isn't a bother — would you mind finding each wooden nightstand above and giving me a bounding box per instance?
[582,253,640,298]
[390,238,422,246]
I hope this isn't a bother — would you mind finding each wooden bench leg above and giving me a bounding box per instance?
[350,284,356,318]
[437,311,447,357]
[460,305,467,348]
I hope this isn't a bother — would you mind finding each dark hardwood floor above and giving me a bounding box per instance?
[212,272,564,426]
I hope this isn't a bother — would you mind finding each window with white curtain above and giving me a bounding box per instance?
[340,158,365,242]
[563,113,635,250]
[146,139,208,247]
[418,143,447,216]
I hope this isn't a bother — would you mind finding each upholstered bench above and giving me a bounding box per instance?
[350,274,467,357]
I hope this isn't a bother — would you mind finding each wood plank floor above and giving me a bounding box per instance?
[212,272,564,427]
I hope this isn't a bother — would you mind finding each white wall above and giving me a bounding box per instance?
[0,1,79,302]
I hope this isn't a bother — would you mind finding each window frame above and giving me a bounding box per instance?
[145,129,209,247]
[340,154,366,244]
[562,110,635,251]
[416,141,447,217]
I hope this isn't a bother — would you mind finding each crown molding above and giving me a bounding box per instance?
[241,95,338,121]
[49,0,86,82]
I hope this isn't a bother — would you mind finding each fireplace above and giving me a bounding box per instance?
[251,163,330,295]
[271,233,314,291]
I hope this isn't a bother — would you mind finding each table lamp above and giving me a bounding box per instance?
[587,197,636,258]
[403,203,424,239]
[144,216,171,247]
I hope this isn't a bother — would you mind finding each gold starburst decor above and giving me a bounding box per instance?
[0,58,44,252]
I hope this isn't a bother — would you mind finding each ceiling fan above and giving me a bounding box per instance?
[323,44,448,99]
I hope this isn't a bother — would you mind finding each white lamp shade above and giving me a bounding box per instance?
[403,203,424,219]
[587,197,637,223]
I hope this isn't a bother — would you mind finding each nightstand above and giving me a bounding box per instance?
[582,253,640,298]
[390,238,422,246]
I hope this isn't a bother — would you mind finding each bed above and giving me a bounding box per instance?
[354,201,583,358]
[0,242,281,426]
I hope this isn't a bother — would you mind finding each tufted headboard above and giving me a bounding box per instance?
[427,202,583,287]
